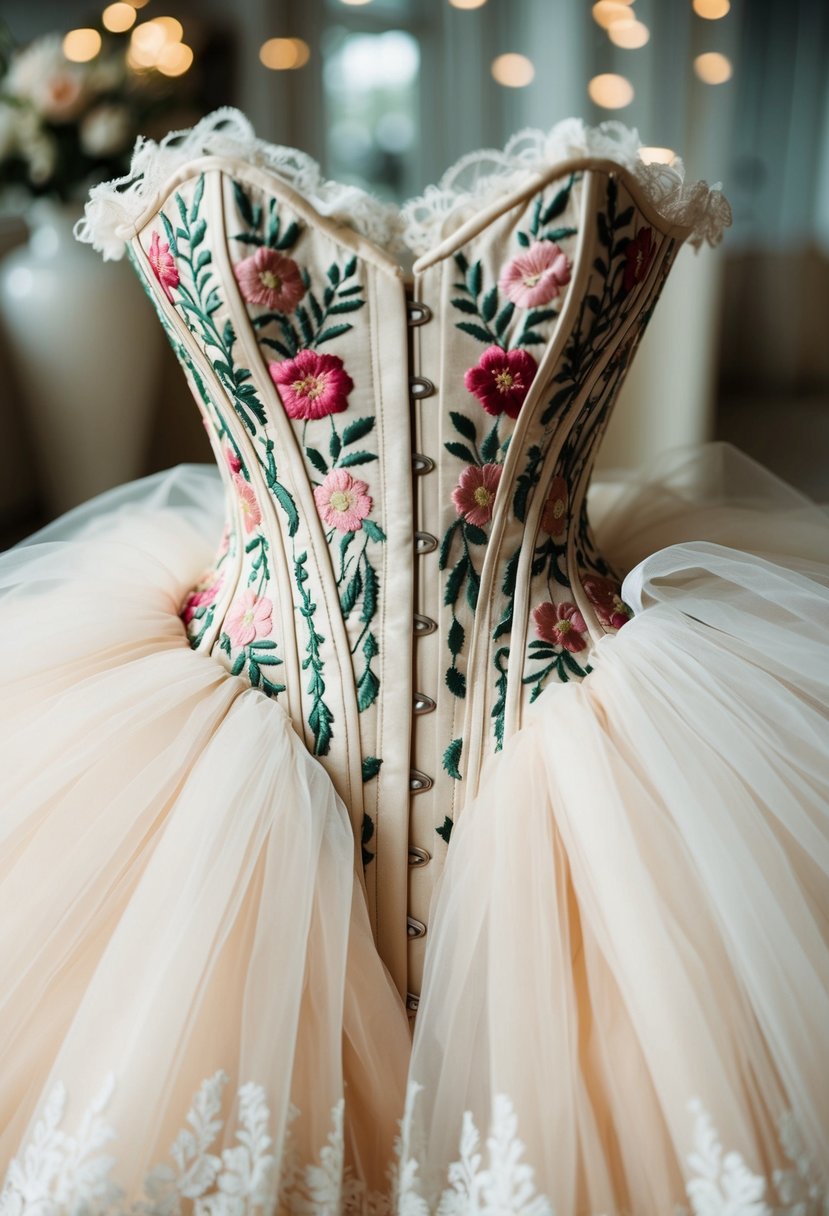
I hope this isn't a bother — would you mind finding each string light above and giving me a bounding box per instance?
[608,20,650,48]
[62,29,102,62]
[102,3,137,33]
[128,19,185,70]
[157,43,194,76]
[151,17,184,43]
[694,51,733,83]
[491,53,535,87]
[639,147,677,165]
[259,38,311,70]
[588,73,635,108]
[693,0,731,18]
[592,2,635,30]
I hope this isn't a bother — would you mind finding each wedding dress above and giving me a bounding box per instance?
[1,108,828,1215]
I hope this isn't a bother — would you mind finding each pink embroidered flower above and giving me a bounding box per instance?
[269,350,354,420]
[499,241,572,308]
[225,589,273,648]
[464,346,538,419]
[224,444,242,475]
[533,600,588,653]
[234,248,305,312]
[147,230,179,301]
[582,574,632,630]
[623,226,655,293]
[314,468,373,533]
[541,476,568,537]
[451,463,502,527]
[233,473,262,534]
[181,572,223,624]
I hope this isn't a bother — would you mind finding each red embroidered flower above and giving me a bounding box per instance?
[147,230,179,301]
[314,468,373,533]
[533,600,588,653]
[181,572,223,625]
[582,574,632,630]
[224,444,242,475]
[225,589,273,648]
[269,350,353,420]
[464,346,538,419]
[623,226,655,293]
[499,241,571,308]
[234,248,305,312]
[233,473,262,534]
[451,463,502,527]
[540,475,568,537]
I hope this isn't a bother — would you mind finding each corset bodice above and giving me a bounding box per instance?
[80,110,729,1002]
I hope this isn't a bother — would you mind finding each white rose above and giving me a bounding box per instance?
[80,103,132,157]
[5,34,87,123]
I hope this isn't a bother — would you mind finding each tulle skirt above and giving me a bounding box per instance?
[1,448,828,1215]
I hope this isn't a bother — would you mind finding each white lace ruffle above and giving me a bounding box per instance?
[74,108,731,263]
[1,1074,824,1216]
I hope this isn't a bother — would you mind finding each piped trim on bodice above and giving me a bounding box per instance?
[75,107,731,264]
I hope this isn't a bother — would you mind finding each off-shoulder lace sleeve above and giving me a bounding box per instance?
[75,107,401,261]
[76,108,731,262]
[399,118,732,255]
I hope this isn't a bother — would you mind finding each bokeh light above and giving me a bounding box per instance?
[694,51,733,83]
[62,29,102,62]
[639,147,677,165]
[592,3,635,30]
[608,20,650,48]
[260,38,311,70]
[102,3,137,34]
[588,73,635,108]
[157,43,194,77]
[693,0,731,18]
[491,53,535,88]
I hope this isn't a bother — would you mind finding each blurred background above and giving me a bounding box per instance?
[0,0,827,543]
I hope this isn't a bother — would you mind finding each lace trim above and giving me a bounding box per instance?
[2,1076,824,1215]
[75,109,731,263]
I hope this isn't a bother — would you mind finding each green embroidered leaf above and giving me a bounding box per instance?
[265,200,280,246]
[189,175,205,222]
[454,250,469,274]
[541,182,572,224]
[222,319,235,349]
[230,652,245,677]
[362,756,383,781]
[254,654,283,667]
[360,561,378,624]
[357,665,380,712]
[205,289,221,314]
[340,566,363,617]
[175,192,188,228]
[480,422,501,463]
[494,301,515,340]
[445,665,466,698]
[444,556,468,606]
[276,221,301,251]
[542,226,578,243]
[361,519,386,543]
[230,233,263,247]
[597,212,612,248]
[160,211,178,256]
[464,523,488,546]
[261,676,286,697]
[309,700,334,756]
[295,304,314,347]
[524,308,558,328]
[361,811,375,865]
[449,411,477,442]
[308,291,324,327]
[456,321,495,344]
[363,631,379,660]
[594,257,608,276]
[516,330,545,346]
[444,441,477,464]
[439,520,460,570]
[329,429,342,462]
[561,649,586,678]
[516,230,530,248]
[191,219,207,249]
[261,337,293,358]
[530,194,543,236]
[481,285,498,323]
[466,566,480,611]
[337,450,378,468]
[448,617,464,657]
[442,737,463,781]
[342,416,375,445]
[450,297,479,315]
[436,816,454,842]
[467,260,482,298]
[327,262,341,285]
[271,481,300,536]
[315,324,353,346]
[541,385,573,426]
[615,205,634,230]
[305,446,328,476]
[585,295,601,314]
[233,181,257,228]
[343,255,358,278]
[338,284,363,298]
[219,632,232,655]
[327,298,365,315]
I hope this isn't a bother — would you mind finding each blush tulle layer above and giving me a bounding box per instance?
[0,448,828,1214]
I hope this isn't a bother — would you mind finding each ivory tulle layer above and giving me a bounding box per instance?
[1,450,828,1215]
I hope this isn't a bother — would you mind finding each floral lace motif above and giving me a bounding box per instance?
[3,1076,825,1216]
[74,109,731,263]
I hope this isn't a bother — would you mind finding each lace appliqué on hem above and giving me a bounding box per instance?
[74,109,731,264]
[2,1078,825,1216]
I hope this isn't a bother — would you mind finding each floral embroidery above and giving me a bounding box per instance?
[223,442,242,474]
[225,589,273,648]
[499,240,571,308]
[464,346,538,419]
[582,573,632,630]
[146,230,179,301]
[233,246,305,312]
[181,571,223,625]
[233,472,262,534]
[532,600,588,652]
[314,468,373,533]
[623,224,655,292]
[269,349,354,420]
[540,475,568,537]
[451,462,502,527]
